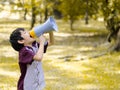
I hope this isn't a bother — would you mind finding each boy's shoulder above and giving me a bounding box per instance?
[19,46,33,54]
[19,41,38,53]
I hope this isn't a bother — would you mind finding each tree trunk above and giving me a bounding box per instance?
[70,19,74,30]
[24,8,27,20]
[31,8,36,29]
[114,29,120,51]
[39,13,43,23]
[44,6,54,44]
[44,7,48,21]
[85,11,89,24]
[30,0,36,29]
[85,0,89,25]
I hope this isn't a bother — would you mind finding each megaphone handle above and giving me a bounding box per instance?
[49,32,54,45]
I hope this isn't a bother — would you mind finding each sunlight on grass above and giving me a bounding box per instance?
[43,52,120,90]
[0,45,17,57]
[0,68,18,78]
[0,46,18,57]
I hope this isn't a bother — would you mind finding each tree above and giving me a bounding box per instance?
[100,0,120,51]
[58,0,82,30]
[11,0,31,20]
[58,0,100,30]
[84,0,100,24]
[85,0,89,24]
[42,0,56,21]
[41,0,58,44]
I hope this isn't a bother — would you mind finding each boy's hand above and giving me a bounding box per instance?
[33,35,46,61]
[39,35,46,44]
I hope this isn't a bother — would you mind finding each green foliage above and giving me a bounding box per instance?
[58,0,82,30]
[98,0,120,44]
[3,0,120,31]
[59,0,81,20]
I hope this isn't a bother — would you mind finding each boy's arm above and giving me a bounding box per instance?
[33,35,45,61]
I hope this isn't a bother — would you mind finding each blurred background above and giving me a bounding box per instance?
[0,0,120,90]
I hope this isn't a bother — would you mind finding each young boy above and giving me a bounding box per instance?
[9,28,51,90]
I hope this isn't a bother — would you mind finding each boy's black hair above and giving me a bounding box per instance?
[9,28,25,51]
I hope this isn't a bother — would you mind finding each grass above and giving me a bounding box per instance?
[43,51,120,90]
[0,18,120,90]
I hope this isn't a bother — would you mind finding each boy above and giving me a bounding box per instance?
[9,28,51,90]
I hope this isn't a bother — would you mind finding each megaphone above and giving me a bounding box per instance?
[30,16,58,38]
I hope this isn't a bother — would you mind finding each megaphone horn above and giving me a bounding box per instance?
[30,16,58,38]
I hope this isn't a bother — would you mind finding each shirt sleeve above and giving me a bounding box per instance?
[19,47,35,64]
[44,41,48,53]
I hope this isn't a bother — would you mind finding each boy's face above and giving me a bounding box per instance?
[19,30,35,46]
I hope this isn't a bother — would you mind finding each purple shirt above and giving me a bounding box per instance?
[17,41,48,90]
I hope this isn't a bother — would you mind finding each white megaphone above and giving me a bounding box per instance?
[30,16,58,38]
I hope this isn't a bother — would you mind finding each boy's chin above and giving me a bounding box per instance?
[32,38,35,42]
[30,37,35,41]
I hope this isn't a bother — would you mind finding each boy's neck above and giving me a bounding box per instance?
[24,43,33,47]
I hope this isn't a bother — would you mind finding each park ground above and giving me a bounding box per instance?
[0,19,120,90]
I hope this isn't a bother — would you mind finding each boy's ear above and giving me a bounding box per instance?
[17,40,24,44]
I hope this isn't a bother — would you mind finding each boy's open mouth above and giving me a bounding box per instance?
[30,34,33,38]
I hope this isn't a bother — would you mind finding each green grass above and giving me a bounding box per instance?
[0,18,120,90]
